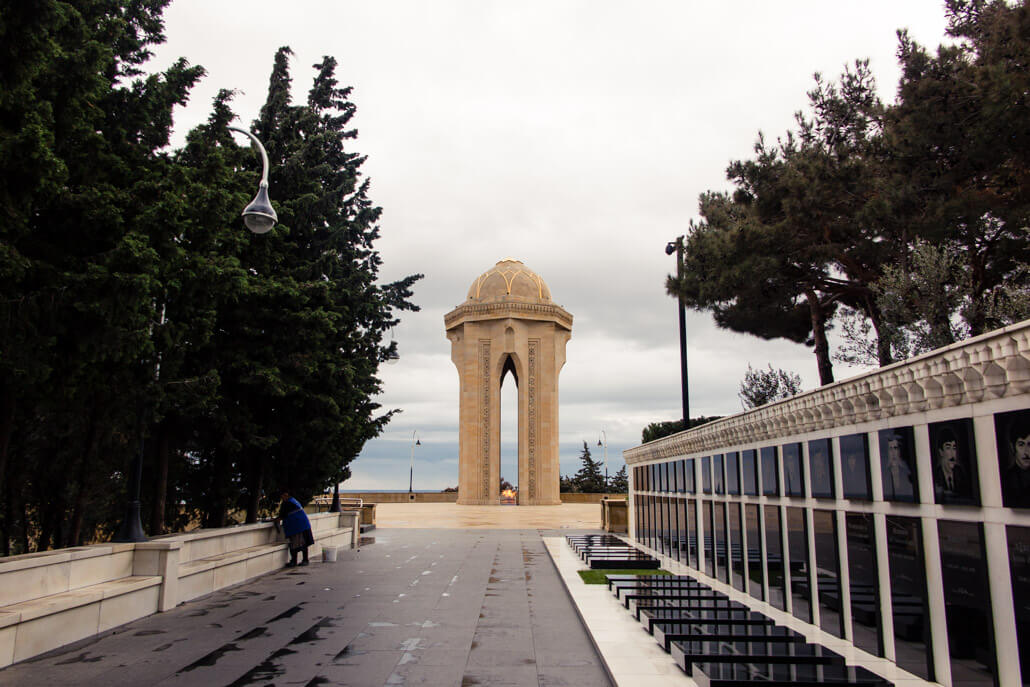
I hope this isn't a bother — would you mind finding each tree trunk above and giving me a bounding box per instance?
[805,288,835,385]
[19,490,29,554]
[149,427,169,535]
[245,459,263,524]
[0,385,12,519]
[866,299,894,367]
[69,405,102,546]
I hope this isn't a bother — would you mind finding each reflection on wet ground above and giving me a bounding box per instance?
[0,527,611,687]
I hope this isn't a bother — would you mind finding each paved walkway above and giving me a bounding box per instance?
[0,529,611,687]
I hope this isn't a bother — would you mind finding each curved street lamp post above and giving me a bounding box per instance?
[113,128,277,543]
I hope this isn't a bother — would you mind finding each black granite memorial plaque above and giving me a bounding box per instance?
[840,433,871,500]
[765,505,786,610]
[886,515,933,681]
[683,659,886,687]
[685,458,696,494]
[671,500,679,564]
[742,449,758,495]
[996,409,1030,509]
[879,427,918,503]
[715,502,728,582]
[704,501,715,577]
[1006,525,1030,685]
[660,496,670,555]
[783,443,804,496]
[787,507,812,623]
[702,456,712,494]
[726,451,741,495]
[687,497,698,568]
[714,454,725,494]
[761,446,780,496]
[729,503,745,592]
[813,509,844,638]
[846,513,882,657]
[930,418,980,505]
[809,438,835,498]
[746,504,764,601]
[938,520,995,686]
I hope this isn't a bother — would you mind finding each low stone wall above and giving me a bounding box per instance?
[331,492,460,504]
[328,492,625,505]
[560,493,628,504]
[0,510,358,668]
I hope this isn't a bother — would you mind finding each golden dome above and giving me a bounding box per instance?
[466,259,552,304]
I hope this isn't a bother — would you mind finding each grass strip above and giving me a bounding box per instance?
[577,568,672,584]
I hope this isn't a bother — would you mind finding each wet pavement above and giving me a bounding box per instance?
[0,529,612,687]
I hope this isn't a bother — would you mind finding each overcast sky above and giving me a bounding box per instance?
[153,1,950,491]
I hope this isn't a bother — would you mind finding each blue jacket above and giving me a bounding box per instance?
[280,497,311,537]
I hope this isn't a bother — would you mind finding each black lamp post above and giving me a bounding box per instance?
[597,430,608,492]
[113,127,277,543]
[666,237,690,427]
[409,430,421,494]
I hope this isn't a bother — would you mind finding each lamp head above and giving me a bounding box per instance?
[597,439,602,447]
[665,241,677,255]
[415,439,421,446]
[242,181,277,234]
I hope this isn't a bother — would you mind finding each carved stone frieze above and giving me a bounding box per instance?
[625,320,1030,465]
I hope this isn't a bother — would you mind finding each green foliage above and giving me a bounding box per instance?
[738,364,803,410]
[577,569,671,584]
[641,416,722,444]
[672,1,1029,381]
[0,5,420,553]
[562,441,605,493]
[609,465,629,494]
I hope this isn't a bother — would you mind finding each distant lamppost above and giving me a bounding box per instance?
[597,430,608,492]
[666,237,690,426]
[113,127,277,543]
[409,430,421,494]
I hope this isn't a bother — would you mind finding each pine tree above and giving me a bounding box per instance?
[572,441,606,493]
[609,465,629,493]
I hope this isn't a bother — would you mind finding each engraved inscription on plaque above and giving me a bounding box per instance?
[938,520,995,685]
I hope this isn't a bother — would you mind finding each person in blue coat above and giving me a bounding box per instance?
[277,490,314,567]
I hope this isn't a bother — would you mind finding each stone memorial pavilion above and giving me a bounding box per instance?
[444,259,572,505]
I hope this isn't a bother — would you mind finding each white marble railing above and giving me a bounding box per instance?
[625,319,1030,464]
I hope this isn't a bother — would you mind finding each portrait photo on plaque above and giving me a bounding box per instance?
[995,409,1030,508]
[782,443,804,497]
[879,427,918,502]
[840,433,871,500]
[808,438,835,498]
[930,418,980,505]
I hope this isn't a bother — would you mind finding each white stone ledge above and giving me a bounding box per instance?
[0,510,360,668]
[625,318,1030,464]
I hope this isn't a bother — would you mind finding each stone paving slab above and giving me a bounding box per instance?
[0,529,611,687]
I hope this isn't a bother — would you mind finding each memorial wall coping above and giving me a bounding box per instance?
[625,318,1030,465]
